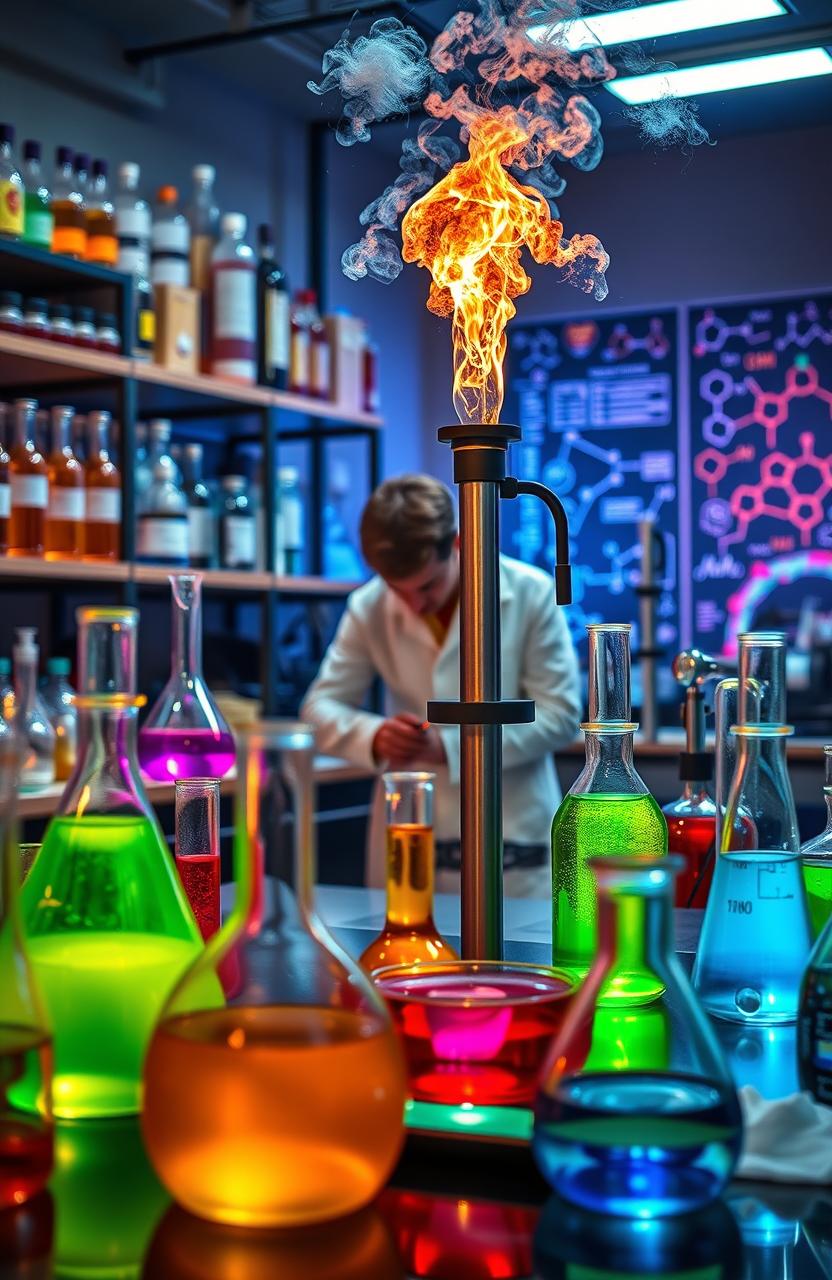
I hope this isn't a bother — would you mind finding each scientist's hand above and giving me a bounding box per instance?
[414,725,447,766]
[373,715,426,767]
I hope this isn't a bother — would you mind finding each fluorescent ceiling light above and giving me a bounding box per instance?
[528,0,786,51]
[606,46,832,103]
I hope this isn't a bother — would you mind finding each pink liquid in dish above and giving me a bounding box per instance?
[137,728,236,781]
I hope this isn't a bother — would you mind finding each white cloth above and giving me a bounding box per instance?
[738,1086,832,1183]
[301,555,581,887]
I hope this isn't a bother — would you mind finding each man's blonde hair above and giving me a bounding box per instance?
[360,474,456,580]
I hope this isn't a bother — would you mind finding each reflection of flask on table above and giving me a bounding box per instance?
[801,744,832,938]
[380,1185,538,1280]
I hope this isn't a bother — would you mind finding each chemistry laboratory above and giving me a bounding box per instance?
[0,0,831,1273]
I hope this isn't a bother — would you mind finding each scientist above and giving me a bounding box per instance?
[301,474,582,897]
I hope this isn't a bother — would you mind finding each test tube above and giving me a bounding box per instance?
[174,778,221,940]
[383,772,435,927]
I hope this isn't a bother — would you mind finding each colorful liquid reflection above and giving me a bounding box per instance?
[379,1186,539,1279]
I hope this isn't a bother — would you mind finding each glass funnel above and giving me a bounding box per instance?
[142,721,407,1228]
[0,736,53,1208]
[693,634,811,1024]
[138,573,235,781]
[534,856,742,1218]
[801,744,832,938]
[20,606,206,1119]
[360,772,457,974]
[552,624,667,996]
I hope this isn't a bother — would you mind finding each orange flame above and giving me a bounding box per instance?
[401,109,607,424]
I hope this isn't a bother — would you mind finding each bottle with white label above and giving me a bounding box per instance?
[151,185,190,288]
[0,405,10,555]
[84,411,121,561]
[210,213,257,384]
[257,222,290,389]
[183,443,215,570]
[45,404,84,560]
[115,162,154,359]
[220,475,256,571]
[137,457,189,567]
[276,465,304,576]
[8,398,48,558]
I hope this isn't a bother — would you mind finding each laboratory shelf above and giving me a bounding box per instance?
[0,556,130,583]
[0,558,362,597]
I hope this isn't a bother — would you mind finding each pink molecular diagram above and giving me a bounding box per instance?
[695,359,832,551]
[603,316,670,362]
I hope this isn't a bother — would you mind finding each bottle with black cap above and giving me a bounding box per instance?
[257,222,290,389]
[0,123,24,240]
[21,140,53,249]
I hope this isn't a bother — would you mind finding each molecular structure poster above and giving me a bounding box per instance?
[690,294,832,655]
[502,310,679,664]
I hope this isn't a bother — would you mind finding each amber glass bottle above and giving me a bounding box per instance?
[83,412,121,561]
[7,399,47,558]
[45,405,84,560]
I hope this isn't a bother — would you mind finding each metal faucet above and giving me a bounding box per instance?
[671,647,736,779]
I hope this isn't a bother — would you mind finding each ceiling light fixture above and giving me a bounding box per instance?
[606,46,832,104]
[528,0,786,51]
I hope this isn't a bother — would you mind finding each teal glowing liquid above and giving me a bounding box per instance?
[552,793,668,998]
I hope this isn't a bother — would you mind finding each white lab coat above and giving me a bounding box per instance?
[301,555,582,887]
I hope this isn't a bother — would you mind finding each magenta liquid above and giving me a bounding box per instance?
[176,853,221,940]
[137,728,236,781]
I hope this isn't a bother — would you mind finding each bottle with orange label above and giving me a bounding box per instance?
[7,399,48,558]
[50,147,86,259]
[85,160,117,267]
[0,124,24,240]
[45,405,84,561]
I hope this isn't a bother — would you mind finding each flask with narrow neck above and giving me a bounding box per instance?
[693,633,811,1024]
[142,722,407,1227]
[138,573,235,781]
[535,856,742,1218]
[20,607,205,1118]
[360,771,457,973]
[800,744,832,937]
[12,628,55,791]
[552,623,667,994]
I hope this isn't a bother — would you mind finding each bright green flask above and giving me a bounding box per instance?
[552,623,667,998]
[20,607,211,1119]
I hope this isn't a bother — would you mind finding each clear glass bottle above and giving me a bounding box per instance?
[210,213,257,384]
[11,628,55,791]
[83,410,121,561]
[183,443,215,569]
[114,162,154,360]
[0,734,54,1208]
[40,656,77,783]
[800,744,832,938]
[138,572,235,782]
[21,296,49,340]
[257,222,290,389]
[21,140,53,250]
[551,623,667,995]
[50,146,86,259]
[0,292,22,333]
[220,474,255,571]
[45,404,84,560]
[137,456,189,567]
[84,158,117,267]
[19,606,207,1119]
[694,633,811,1024]
[186,164,219,293]
[48,302,73,344]
[323,458,363,580]
[151,185,190,288]
[7,398,48,558]
[175,777,221,942]
[360,772,457,974]
[0,123,24,240]
[137,418,178,496]
[534,855,742,1217]
[71,305,97,349]
[142,721,407,1227]
[276,465,304,575]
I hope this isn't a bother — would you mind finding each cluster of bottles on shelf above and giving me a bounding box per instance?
[0,398,120,560]
[0,124,380,408]
[0,291,121,351]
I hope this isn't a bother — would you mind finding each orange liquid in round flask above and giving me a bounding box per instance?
[361,772,458,974]
[143,723,407,1228]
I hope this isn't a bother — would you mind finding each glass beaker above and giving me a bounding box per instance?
[360,772,457,974]
[801,744,832,938]
[0,738,53,1208]
[534,856,742,1218]
[142,721,407,1228]
[138,573,236,782]
[174,777,221,941]
[20,606,207,1119]
[693,634,811,1024]
[551,624,667,996]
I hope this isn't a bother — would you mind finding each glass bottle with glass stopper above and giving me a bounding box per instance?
[360,772,457,974]
[138,573,235,782]
[20,606,209,1119]
[175,778,221,942]
[11,628,55,791]
[142,721,407,1227]
[551,623,667,994]
[534,855,742,1218]
[183,443,214,570]
[0,735,53,1207]
[137,456,189,568]
[800,744,832,938]
[693,633,811,1024]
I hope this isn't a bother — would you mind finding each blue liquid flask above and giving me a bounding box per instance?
[534,856,742,1219]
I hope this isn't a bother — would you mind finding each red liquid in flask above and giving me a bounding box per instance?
[376,968,575,1107]
[138,728,236,781]
[0,1029,53,1209]
[176,853,220,941]
[668,813,717,908]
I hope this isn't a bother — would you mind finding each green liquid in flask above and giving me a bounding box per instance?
[552,793,668,1000]
[19,815,214,1118]
[803,860,832,939]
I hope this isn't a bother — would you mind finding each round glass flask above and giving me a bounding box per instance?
[534,856,742,1218]
[142,721,407,1228]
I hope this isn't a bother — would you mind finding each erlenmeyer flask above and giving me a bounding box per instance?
[0,737,53,1208]
[801,744,832,937]
[20,607,208,1119]
[142,722,407,1228]
[798,903,832,1104]
[138,573,235,781]
[552,624,667,997]
[534,856,742,1217]
[693,633,811,1024]
[360,772,458,973]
